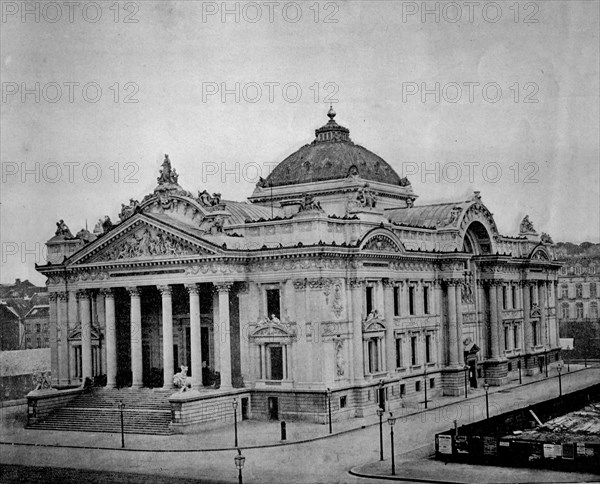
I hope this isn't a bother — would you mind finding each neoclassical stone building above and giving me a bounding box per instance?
[36,109,562,426]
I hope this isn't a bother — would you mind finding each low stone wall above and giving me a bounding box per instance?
[169,389,252,433]
[26,388,83,424]
[1,349,51,401]
[1,398,27,428]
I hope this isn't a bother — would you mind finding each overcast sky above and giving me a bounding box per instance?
[2,0,599,285]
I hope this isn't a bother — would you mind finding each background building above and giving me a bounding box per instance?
[557,243,600,362]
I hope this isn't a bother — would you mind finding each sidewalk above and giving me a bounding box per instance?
[350,445,600,483]
[0,364,597,452]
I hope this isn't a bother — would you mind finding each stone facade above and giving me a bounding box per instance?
[36,110,562,426]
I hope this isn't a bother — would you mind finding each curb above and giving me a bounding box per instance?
[0,367,594,454]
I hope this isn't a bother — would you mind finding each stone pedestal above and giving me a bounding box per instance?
[483,359,509,385]
[441,366,467,396]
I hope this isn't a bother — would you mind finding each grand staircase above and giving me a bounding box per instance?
[26,388,174,435]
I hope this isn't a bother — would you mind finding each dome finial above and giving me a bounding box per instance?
[327,104,336,120]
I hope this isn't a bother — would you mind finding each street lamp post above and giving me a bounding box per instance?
[234,448,245,484]
[464,364,469,398]
[376,408,384,461]
[118,400,125,448]
[566,346,570,372]
[557,361,563,397]
[327,388,332,434]
[518,359,522,384]
[483,381,490,419]
[232,398,239,447]
[388,413,397,476]
[423,366,428,409]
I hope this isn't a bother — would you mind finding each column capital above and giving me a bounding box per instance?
[444,278,462,287]
[293,279,307,290]
[214,282,233,293]
[76,289,90,300]
[99,288,114,299]
[127,286,141,297]
[158,285,173,296]
[348,278,365,288]
[237,282,249,294]
[382,278,395,288]
[185,283,200,295]
[49,292,60,302]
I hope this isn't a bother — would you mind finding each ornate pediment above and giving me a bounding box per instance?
[359,228,405,253]
[362,310,386,332]
[250,317,297,341]
[70,216,221,265]
[68,326,102,341]
[530,304,541,318]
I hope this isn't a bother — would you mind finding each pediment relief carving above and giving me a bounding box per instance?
[86,224,211,263]
[250,317,297,340]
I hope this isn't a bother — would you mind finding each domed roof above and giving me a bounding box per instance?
[260,109,406,188]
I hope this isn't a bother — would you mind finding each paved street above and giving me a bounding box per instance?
[1,366,599,484]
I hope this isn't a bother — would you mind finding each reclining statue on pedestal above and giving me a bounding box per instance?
[172,365,192,392]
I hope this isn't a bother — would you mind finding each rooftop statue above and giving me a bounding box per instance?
[55,219,73,238]
[157,154,179,185]
[519,215,537,235]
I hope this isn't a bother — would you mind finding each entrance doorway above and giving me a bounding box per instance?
[241,397,249,420]
[270,346,284,380]
[468,360,478,388]
[268,397,279,420]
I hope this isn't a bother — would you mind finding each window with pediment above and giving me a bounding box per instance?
[561,284,569,299]
[561,303,570,320]
[576,302,584,319]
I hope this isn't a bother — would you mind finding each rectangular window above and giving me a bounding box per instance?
[269,345,284,380]
[423,286,430,314]
[400,384,406,396]
[366,286,374,315]
[266,289,281,319]
[415,381,421,392]
[561,285,568,299]
[411,336,418,366]
[512,286,517,308]
[395,337,402,368]
[393,286,400,316]
[425,334,432,363]
[368,338,379,373]
[513,325,519,349]
[408,286,415,315]
[430,378,435,389]
[533,322,538,346]
[591,283,597,298]
[504,327,510,350]
[340,396,347,409]
[502,286,507,310]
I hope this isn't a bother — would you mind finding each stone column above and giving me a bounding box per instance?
[102,289,117,388]
[496,284,505,357]
[455,282,464,365]
[215,282,233,390]
[522,282,532,350]
[49,293,60,386]
[186,284,203,388]
[538,282,547,346]
[157,285,174,389]
[447,281,458,366]
[260,344,267,379]
[78,290,93,381]
[488,282,500,359]
[56,291,69,385]
[95,291,106,375]
[128,287,143,388]
[349,279,365,382]
[383,280,395,373]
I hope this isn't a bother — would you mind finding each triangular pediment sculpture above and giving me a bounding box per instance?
[362,310,386,332]
[69,215,222,266]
